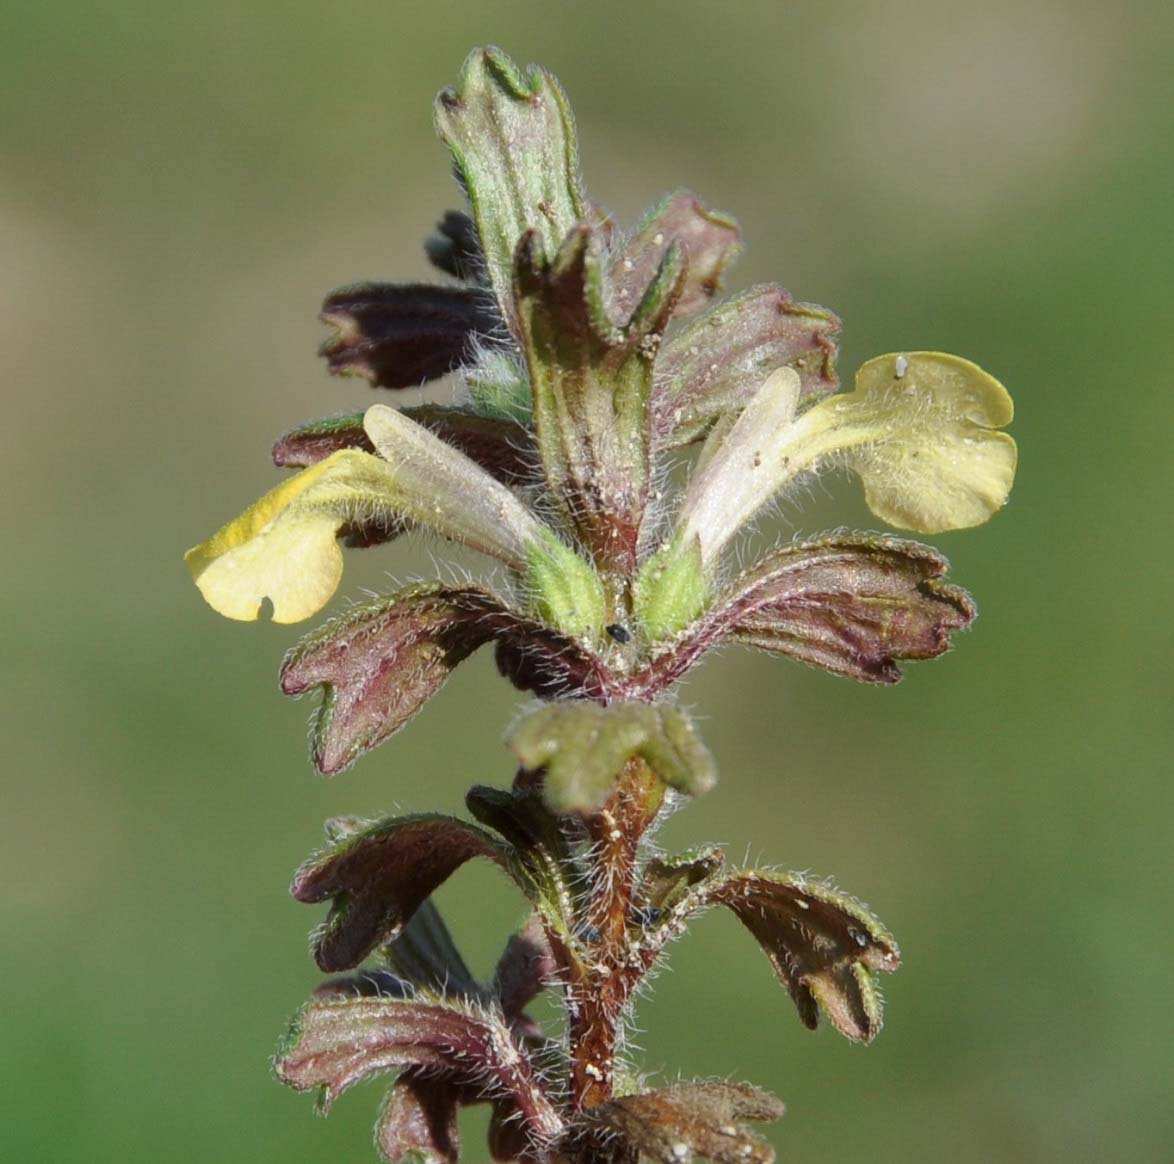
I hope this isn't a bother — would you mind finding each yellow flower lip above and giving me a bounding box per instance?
[184,452,376,624]
[840,350,1017,534]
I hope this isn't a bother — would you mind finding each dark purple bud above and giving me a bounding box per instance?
[425,210,484,284]
[704,872,900,1043]
[276,994,563,1145]
[653,285,840,447]
[581,1081,784,1164]
[515,223,685,571]
[320,282,500,389]
[611,189,741,321]
[280,583,609,775]
[290,813,507,972]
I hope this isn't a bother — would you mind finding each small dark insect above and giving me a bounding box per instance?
[630,905,662,927]
[576,924,603,945]
[605,623,631,644]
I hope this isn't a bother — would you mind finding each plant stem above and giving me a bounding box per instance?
[565,757,663,1118]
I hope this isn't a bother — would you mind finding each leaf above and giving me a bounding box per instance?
[280,582,603,774]
[290,813,509,972]
[273,405,535,484]
[715,534,976,683]
[376,1073,461,1164]
[653,284,840,447]
[639,846,725,915]
[582,1081,784,1164]
[382,901,483,1001]
[465,784,581,940]
[515,223,685,571]
[507,700,717,812]
[435,46,586,332]
[628,534,976,694]
[320,282,499,389]
[275,994,563,1144]
[704,871,900,1042]
[611,189,742,321]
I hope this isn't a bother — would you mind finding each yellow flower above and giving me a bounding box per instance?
[677,351,1016,566]
[185,450,398,624]
[186,404,603,633]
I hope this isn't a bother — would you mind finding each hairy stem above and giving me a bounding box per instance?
[566,757,664,1116]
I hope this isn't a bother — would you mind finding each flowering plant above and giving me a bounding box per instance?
[186,47,1015,1164]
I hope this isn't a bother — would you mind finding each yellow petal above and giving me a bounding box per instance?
[787,351,1017,534]
[184,451,393,623]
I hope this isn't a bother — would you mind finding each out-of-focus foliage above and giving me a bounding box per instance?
[2,2,1171,1161]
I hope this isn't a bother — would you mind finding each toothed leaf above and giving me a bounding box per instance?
[654,284,840,447]
[717,535,976,682]
[435,46,586,331]
[582,1081,784,1164]
[291,813,509,972]
[276,994,563,1143]
[280,583,603,774]
[704,871,900,1042]
[633,535,977,692]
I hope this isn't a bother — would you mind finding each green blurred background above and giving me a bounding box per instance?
[4,1,1172,1160]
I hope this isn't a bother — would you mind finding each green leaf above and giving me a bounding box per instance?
[515,223,685,571]
[507,701,717,812]
[435,46,585,332]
